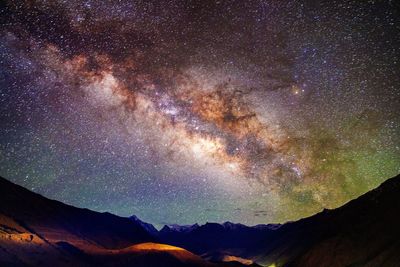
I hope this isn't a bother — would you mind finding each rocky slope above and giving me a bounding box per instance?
[1,174,399,266]
[251,174,400,267]
[0,176,250,267]
[159,175,400,266]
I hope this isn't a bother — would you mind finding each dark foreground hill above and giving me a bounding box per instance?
[1,174,400,266]
[159,174,400,266]
[251,174,400,267]
[0,176,255,267]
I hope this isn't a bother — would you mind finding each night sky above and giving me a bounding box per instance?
[1,0,399,228]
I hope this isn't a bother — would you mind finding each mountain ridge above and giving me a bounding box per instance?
[146,174,400,266]
[1,174,400,266]
[0,176,259,267]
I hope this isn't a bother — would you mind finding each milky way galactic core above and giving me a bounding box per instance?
[0,0,399,227]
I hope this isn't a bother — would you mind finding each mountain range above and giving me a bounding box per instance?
[1,174,399,266]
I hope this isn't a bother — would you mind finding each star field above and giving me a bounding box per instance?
[0,0,399,227]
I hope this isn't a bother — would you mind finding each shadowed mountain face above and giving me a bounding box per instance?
[0,176,154,250]
[129,215,159,237]
[252,174,400,267]
[158,222,280,257]
[158,175,400,267]
[0,176,253,267]
[1,174,400,267]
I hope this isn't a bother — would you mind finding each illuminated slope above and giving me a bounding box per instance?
[0,176,253,267]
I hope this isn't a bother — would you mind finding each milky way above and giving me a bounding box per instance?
[1,0,399,227]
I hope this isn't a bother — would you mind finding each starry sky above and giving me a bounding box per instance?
[0,0,399,228]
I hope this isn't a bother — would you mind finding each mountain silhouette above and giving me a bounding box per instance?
[0,176,259,267]
[159,174,400,266]
[1,174,400,266]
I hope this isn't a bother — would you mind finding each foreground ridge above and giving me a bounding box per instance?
[1,174,400,267]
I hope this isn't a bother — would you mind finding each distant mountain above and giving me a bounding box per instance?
[1,174,400,267]
[161,223,200,234]
[129,215,159,237]
[159,175,400,266]
[249,174,400,266]
[0,176,250,267]
[158,221,278,258]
